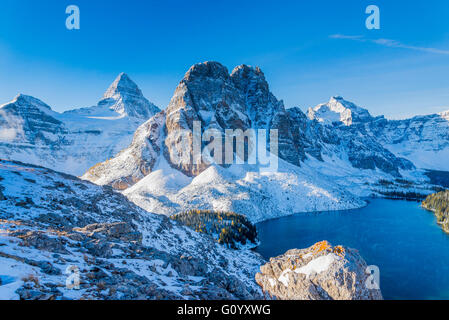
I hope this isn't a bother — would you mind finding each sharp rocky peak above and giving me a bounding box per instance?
[183,61,230,82]
[99,73,160,119]
[103,72,141,100]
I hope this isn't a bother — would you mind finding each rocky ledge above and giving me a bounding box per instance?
[255,241,383,300]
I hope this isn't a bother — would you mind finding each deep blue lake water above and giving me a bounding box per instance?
[255,198,449,300]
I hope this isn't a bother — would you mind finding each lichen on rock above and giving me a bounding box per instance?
[255,241,383,300]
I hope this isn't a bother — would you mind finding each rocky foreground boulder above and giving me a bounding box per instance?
[255,241,383,300]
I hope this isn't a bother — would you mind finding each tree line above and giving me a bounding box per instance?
[170,210,258,249]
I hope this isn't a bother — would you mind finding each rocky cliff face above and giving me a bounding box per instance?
[164,61,303,177]
[86,62,417,192]
[0,160,263,300]
[0,74,160,176]
[256,241,383,300]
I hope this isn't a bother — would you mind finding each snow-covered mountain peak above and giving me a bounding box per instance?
[0,75,162,176]
[308,96,373,126]
[97,73,160,119]
[2,94,56,116]
[103,73,138,99]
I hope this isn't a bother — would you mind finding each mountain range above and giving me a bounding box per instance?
[1,61,448,222]
[1,61,448,300]
[0,73,160,176]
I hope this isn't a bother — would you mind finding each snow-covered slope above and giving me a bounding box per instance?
[368,111,449,171]
[0,160,263,300]
[0,74,160,176]
[123,156,365,223]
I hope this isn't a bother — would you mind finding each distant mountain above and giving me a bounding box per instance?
[0,94,66,144]
[366,111,449,171]
[307,96,415,176]
[308,96,374,126]
[308,96,449,171]
[0,74,160,176]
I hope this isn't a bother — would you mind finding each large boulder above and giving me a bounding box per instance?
[255,241,383,300]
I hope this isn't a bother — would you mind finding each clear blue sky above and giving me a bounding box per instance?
[1,0,449,119]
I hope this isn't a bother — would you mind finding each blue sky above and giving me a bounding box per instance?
[0,0,449,119]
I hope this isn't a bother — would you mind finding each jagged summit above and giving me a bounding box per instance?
[308,96,373,126]
[98,73,160,119]
[183,61,230,82]
[231,64,264,78]
[103,72,140,99]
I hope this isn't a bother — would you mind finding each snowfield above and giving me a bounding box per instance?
[123,156,366,223]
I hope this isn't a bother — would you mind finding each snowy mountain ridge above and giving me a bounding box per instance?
[0,74,160,176]
[308,96,449,171]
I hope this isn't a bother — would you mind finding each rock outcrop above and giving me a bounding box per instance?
[255,241,383,300]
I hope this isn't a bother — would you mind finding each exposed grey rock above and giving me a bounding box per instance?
[256,241,383,300]
[13,230,69,254]
[0,94,66,145]
[73,222,141,242]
